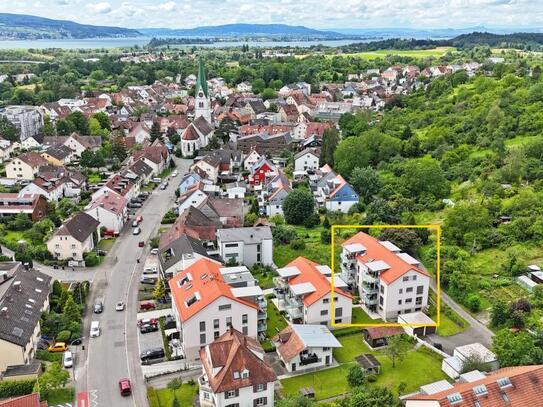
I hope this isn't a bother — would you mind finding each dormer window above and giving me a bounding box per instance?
[242,368,249,378]
[233,371,240,379]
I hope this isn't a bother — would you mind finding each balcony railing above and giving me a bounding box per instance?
[300,354,321,366]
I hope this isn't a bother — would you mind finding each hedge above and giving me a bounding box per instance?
[0,379,36,398]
[147,387,160,407]
[36,350,63,363]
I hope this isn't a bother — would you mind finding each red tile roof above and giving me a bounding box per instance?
[272,325,305,362]
[0,393,46,407]
[406,365,543,406]
[285,257,352,306]
[168,258,258,322]
[343,232,429,285]
[17,152,48,168]
[87,190,127,215]
[364,326,403,340]
[200,328,276,393]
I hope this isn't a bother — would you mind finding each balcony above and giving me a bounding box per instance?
[360,283,378,294]
[362,293,378,305]
[362,273,379,284]
[300,353,321,366]
[199,375,212,392]
[258,321,267,332]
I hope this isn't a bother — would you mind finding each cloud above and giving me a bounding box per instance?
[86,1,112,14]
[56,0,70,4]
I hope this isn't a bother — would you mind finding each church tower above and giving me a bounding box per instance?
[194,58,212,124]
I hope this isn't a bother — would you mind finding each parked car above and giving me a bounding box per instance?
[119,378,132,396]
[90,321,101,338]
[151,177,162,183]
[63,351,73,368]
[132,227,141,235]
[128,202,143,209]
[171,170,178,177]
[93,300,103,314]
[132,220,139,228]
[140,276,157,285]
[48,342,67,353]
[150,248,158,255]
[139,301,156,311]
[37,339,50,350]
[140,348,165,364]
[138,241,145,248]
[138,318,158,327]
[115,302,125,311]
[140,323,159,334]
[159,183,167,190]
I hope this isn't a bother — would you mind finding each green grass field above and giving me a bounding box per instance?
[154,384,198,406]
[273,225,330,267]
[331,47,456,60]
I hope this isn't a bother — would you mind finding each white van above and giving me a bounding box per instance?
[90,321,100,338]
[63,350,73,368]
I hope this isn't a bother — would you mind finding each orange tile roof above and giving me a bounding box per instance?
[343,232,428,285]
[406,365,543,406]
[168,258,259,322]
[286,257,352,306]
[272,325,305,362]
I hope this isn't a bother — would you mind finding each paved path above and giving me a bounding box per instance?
[428,278,494,351]
[70,158,191,407]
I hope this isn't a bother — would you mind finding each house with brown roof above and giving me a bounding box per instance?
[404,365,543,407]
[85,190,128,235]
[5,153,48,180]
[341,231,430,321]
[275,256,352,326]
[132,142,169,175]
[0,393,47,407]
[161,206,221,247]
[128,122,151,144]
[273,324,342,373]
[199,327,276,407]
[0,194,48,221]
[169,259,265,361]
[46,212,99,264]
[92,174,138,201]
[40,144,74,166]
[236,131,292,156]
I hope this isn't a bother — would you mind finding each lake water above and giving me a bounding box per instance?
[0,37,366,50]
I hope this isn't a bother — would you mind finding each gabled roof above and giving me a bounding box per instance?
[193,116,214,136]
[87,191,127,216]
[273,324,341,363]
[200,328,276,393]
[159,234,211,272]
[54,212,99,242]
[0,393,46,407]
[168,258,258,322]
[217,226,272,244]
[42,144,72,160]
[16,152,48,168]
[294,148,319,160]
[0,268,51,348]
[342,232,429,285]
[405,365,543,406]
[284,257,351,306]
[181,123,200,141]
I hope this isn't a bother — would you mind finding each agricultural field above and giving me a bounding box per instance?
[332,47,456,59]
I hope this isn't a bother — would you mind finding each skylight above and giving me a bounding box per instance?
[446,393,463,405]
[497,377,513,389]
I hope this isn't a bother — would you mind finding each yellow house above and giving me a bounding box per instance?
[40,144,73,166]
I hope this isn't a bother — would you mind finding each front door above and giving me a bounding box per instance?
[325,355,330,365]
[291,363,296,372]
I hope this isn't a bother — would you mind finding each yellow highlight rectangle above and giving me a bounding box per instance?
[330,224,441,328]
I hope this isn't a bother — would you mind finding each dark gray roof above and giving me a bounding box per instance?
[0,268,51,347]
[56,212,100,242]
[248,100,267,115]
[193,116,214,136]
[129,158,153,177]
[294,148,319,160]
[2,360,41,378]
[44,144,72,160]
[159,235,210,272]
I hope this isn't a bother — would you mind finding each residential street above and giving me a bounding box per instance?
[65,157,191,407]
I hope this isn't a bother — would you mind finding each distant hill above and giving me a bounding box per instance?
[138,23,345,38]
[450,32,543,48]
[0,13,141,40]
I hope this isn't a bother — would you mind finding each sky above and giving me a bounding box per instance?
[1,0,542,30]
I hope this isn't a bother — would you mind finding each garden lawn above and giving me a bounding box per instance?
[261,299,288,351]
[331,47,456,60]
[252,268,275,289]
[333,333,373,363]
[87,173,102,184]
[436,305,469,336]
[97,238,116,252]
[273,225,329,267]
[45,388,75,404]
[331,306,375,337]
[155,384,199,406]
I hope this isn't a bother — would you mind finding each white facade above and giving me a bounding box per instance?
[85,205,127,234]
[0,106,43,141]
[281,345,335,373]
[20,182,64,202]
[200,381,273,407]
[173,296,258,361]
[378,270,429,320]
[304,291,353,326]
[217,228,273,267]
[5,158,39,180]
[178,189,208,214]
[47,233,95,262]
[294,151,320,172]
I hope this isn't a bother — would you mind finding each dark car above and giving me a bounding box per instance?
[93,301,103,314]
[140,323,159,334]
[127,202,143,209]
[140,348,165,363]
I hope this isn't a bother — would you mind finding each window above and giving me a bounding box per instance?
[242,314,248,324]
[398,300,402,305]
[334,318,342,324]
[416,296,423,305]
[254,383,266,392]
[225,243,239,248]
[225,404,239,407]
[254,397,267,406]
[405,298,413,304]
[335,307,343,317]
[323,298,329,304]
[242,326,248,335]
[214,331,220,339]
[406,287,413,293]
[242,369,249,378]
[412,275,417,281]
[399,288,403,294]
[219,304,231,311]
[203,392,210,400]
[200,321,206,332]
[71,244,76,249]
[200,333,206,344]
[402,276,409,282]
[380,285,384,293]
[416,285,424,294]
[214,319,219,329]
[225,389,239,399]
[226,317,232,327]
[379,296,384,305]
[320,309,328,316]
[323,347,330,351]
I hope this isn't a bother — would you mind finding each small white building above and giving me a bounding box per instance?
[84,191,128,235]
[273,324,342,373]
[294,148,320,173]
[216,227,273,267]
[199,328,276,407]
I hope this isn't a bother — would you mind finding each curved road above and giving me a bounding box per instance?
[29,158,191,407]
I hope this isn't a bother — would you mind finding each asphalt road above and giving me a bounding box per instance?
[74,158,191,407]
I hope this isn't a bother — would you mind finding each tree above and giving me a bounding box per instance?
[42,116,56,137]
[261,88,277,100]
[400,157,449,203]
[378,228,422,255]
[89,117,109,138]
[153,279,166,300]
[492,329,543,367]
[171,398,180,407]
[62,295,81,323]
[383,335,410,368]
[251,78,266,94]
[348,386,399,407]
[66,111,90,135]
[490,300,509,327]
[0,116,20,142]
[80,150,105,168]
[282,189,315,225]
[36,362,70,398]
[350,167,381,204]
[56,119,76,136]
[465,294,482,312]
[93,112,111,130]
[320,127,340,167]
[347,364,366,388]
[444,202,492,248]
[150,122,162,142]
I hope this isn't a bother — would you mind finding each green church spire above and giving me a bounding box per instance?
[195,58,208,98]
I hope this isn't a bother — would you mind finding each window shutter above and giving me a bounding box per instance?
[263,383,267,391]
[235,389,239,397]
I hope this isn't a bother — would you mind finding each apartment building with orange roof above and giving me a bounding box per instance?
[341,231,430,320]
[274,256,352,327]
[169,258,267,361]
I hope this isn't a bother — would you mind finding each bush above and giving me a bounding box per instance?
[290,239,306,251]
[0,379,36,398]
[347,364,366,388]
[465,294,482,312]
[161,209,177,224]
[272,224,297,244]
[303,212,321,228]
[56,330,71,342]
[167,378,182,390]
[367,374,378,383]
[320,229,331,244]
[36,350,63,362]
[282,189,315,225]
[83,252,100,267]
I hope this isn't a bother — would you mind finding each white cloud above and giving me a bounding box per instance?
[86,2,112,14]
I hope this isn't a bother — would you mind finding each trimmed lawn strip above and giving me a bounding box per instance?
[261,298,288,351]
[155,384,199,406]
[45,388,75,404]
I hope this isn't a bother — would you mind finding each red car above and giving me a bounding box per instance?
[138,241,145,248]
[139,301,156,311]
[119,378,131,396]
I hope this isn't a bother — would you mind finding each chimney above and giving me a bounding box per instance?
[0,307,7,316]
[13,281,21,292]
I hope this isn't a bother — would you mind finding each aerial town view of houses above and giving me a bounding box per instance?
[1,3,543,407]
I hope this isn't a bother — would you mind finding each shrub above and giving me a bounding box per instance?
[303,212,321,228]
[56,330,71,342]
[290,239,306,250]
[167,378,182,390]
[347,364,366,387]
[36,350,62,363]
[272,224,297,244]
[465,294,482,312]
[0,379,36,398]
[320,229,331,244]
[366,374,378,383]
[83,252,100,267]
